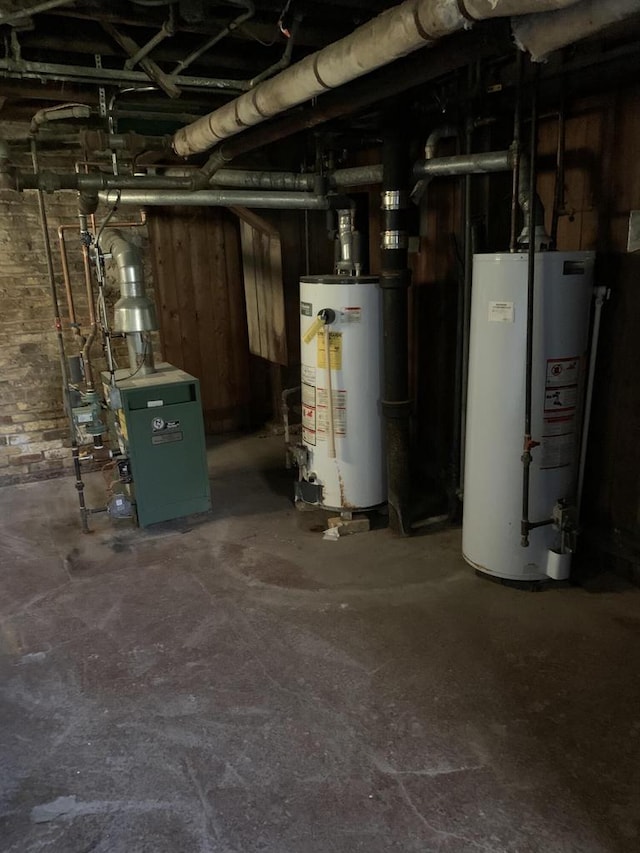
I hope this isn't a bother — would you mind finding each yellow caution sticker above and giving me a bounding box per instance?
[317,331,342,370]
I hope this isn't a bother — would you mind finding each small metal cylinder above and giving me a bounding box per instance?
[126,332,155,375]
[67,354,84,385]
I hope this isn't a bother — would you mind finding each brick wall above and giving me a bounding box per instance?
[0,125,156,486]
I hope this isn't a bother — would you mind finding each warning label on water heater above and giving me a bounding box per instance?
[316,388,347,440]
[540,355,582,470]
[317,332,343,370]
[546,357,580,387]
[302,382,317,446]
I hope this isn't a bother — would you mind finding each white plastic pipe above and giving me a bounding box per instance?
[576,286,607,516]
[513,0,640,62]
[172,0,582,157]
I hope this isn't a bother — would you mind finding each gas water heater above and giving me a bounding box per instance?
[462,251,595,582]
[294,211,385,511]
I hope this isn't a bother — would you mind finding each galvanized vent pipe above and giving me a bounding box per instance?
[98,229,158,375]
[103,190,348,210]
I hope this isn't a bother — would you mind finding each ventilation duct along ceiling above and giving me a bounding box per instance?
[172,0,586,157]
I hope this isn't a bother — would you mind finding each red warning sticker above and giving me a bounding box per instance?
[546,357,580,388]
[541,355,581,469]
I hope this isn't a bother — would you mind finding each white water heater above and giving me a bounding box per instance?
[297,275,385,511]
[463,251,595,582]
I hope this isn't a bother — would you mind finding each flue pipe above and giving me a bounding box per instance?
[172,0,583,157]
[98,229,158,339]
[380,124,412,536]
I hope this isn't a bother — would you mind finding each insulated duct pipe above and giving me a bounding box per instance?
[513,0,640,63]
[381,126,412,536]
[172,0,583,157]
[103,190,348,209]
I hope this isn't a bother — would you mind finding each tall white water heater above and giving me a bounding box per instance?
[297,275,385,511]
[463,251,595,582]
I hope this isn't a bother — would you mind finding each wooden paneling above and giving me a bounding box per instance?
[536,87,640,538]
[146,206,251,434]
[235,207,288,366]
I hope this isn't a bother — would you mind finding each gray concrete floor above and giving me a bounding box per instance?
[1,433,640,853]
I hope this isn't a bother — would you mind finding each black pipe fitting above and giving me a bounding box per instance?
[379,269,410,290]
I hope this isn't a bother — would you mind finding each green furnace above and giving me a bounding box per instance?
[103,363,211,527]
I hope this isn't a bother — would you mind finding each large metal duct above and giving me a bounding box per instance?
[99,229,158,335]
[172,0,583,157]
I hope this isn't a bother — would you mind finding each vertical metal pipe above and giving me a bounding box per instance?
[72,446,90,533]
[459,113,474,497]
[30,139,70,412]
[577,286,607,517]
[57,226,80,332]
[31,139,91,532]
[521,76,539,548]
[380,125,411,534]
[509,52,523,253]
[551,90,566,250]
[80,240,97,390]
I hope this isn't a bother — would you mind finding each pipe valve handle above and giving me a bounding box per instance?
[302,315,325,344]
[302,308,336,345]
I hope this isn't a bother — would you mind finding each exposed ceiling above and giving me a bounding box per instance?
[2,0,640,152]
[0,0,397,123]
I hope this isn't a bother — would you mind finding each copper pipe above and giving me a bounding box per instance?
[57,224,81,334]
[59,208,147,390]
[80,242,97,390]
[57,211,147,328]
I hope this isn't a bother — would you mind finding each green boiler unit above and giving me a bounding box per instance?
[104,363,211,527]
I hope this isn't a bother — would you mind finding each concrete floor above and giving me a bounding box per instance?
[1,433,639,853]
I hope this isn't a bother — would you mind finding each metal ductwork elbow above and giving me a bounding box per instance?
[99,229,158,334]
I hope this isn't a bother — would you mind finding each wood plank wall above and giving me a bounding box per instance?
[146,206,252,434]
[236,208,288,366]
[363,84,640,543]
[536,87,640,541]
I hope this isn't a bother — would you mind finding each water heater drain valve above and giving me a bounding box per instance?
[552,500,578,554]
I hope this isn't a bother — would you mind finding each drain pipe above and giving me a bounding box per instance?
[381,126,411,535]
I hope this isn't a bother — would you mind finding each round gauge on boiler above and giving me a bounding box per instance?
[152,417,165,431]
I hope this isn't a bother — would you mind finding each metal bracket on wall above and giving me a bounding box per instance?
[95,54,107,119]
